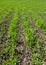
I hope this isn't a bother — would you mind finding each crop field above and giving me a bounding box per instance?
[0,0,46,65]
